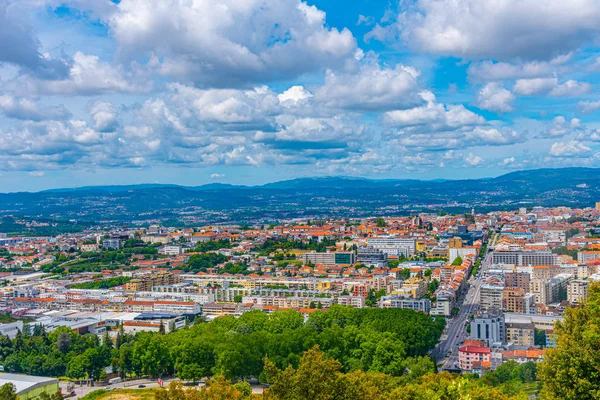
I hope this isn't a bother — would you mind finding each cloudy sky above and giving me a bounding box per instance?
[1,0,600,191]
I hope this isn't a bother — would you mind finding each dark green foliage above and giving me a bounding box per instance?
[0,326,117,379]
[400,269,411,280]
[186,253,228,272]
[451,256,463,266]
[0,306,444,383]
[551,246,578,259]
[189,240,232,253]
[70,277,132,289]
[255,238,337,255]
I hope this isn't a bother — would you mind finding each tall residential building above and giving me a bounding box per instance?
[448,237,463,248]
[504,271,531,291]
[539,229,566,245]
[480,284,504,311]
[532,265,561,280]
[568,279,589,304]
[596,202,600,211]
[126,272,180,292]
[530,274,573,305]
[502,288,528,313]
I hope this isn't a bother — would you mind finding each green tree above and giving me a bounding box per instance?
[451,256,463,266]
[264,345,345,400]
[400,269,411,280]
[534,329,546,347]
[0,383,16,400]
[427,279,440,295]
[172,337,215,382]
[67,354,89,380]
[56,332,72,353]
[132,334,171,378]
[375,218,387,228]
[539,283,600,399]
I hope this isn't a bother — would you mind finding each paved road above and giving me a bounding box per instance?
[60,378,174,399]
[433,247,492,370]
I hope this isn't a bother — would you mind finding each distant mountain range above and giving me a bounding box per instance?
[1,168,600,225]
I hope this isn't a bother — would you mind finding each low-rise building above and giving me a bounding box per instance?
[102,238,123,249]
[459,342,491,372]
[379,296,431,313]
[159,245,183,255]
[0,373,59,400]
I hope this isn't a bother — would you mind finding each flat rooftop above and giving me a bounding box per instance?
[0,373,58,395]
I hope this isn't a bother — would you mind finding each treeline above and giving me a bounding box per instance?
[185,253,228,272]
[256,238,338,256]
[0,306,444,384]
[121,306,445,382]
[70,276,132,289]
[155,348,536,400]
[41,241,160,274]
[0,326,113,378]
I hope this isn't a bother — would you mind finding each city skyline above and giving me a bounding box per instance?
[2,0,600,191]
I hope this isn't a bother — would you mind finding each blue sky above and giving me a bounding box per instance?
[1,0,600,191]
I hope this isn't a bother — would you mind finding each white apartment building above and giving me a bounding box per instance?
[529,273,574,305]
[539,229,566,245]
[480,284,504,310]
[448,247,477,263]
[159,245,183,256]
[336,296,366,308]
[379,296,431,313]
[491,251,558,266]
[578,251,600,263]
[368,237,416,256]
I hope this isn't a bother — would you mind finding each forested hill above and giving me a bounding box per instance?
[0,167,599,224]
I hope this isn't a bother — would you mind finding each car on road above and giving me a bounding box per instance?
[138,385,146,388]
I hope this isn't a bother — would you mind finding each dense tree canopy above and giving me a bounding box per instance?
[186,253,228,272]
[70,276,132,289]
[0,306,445,385]
[539,283,600,399]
